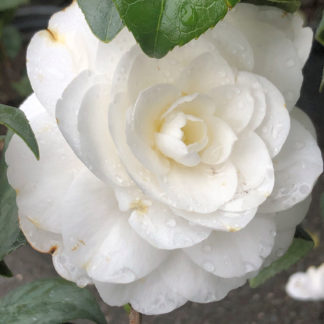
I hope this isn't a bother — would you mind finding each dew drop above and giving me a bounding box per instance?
[299,184,309,195]
[286,58,295,68]
[244,262,255,272]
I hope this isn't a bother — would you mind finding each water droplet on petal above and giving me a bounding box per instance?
[244,262,255,272]
[286,58,295,68]
[299,184,309,195]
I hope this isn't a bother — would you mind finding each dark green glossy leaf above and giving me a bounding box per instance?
[315,11,324,46]
[113,0,239,58]
[0,0,29,11]
[0,104,39,160]
[242,0,300,13]
[249,226,314,288]
[0,260,13,277]
[78,0,123,42]
[0,132,25,264]
[0,278,107,324]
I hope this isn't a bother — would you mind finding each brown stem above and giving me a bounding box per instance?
[129,306,142,324]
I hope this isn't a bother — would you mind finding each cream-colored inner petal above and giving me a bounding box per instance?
[156,111,208,167]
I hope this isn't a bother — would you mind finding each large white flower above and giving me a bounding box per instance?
[5,2,323,315]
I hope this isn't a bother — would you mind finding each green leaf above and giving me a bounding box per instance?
[2,25,22,58]
[0,0,29,11]
[123,304,131,314]
[0,278,107,324]
[113,0,239,58]
[11,75,33,98]
[0,104,39,160]
[249,226,314,288]
[0,132,26,264]
[315,11,324,46]
[0,260,13,277]
[242,0,300,13]
[78,0,124,42]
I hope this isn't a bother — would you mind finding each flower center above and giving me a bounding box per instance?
[155,111,208,167]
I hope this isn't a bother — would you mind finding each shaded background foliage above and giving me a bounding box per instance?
[0,0,324,323]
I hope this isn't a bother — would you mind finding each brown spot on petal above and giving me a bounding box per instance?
[79,239,86,246]
[130,199,150,214]
[15,189,20,196]
[27,216,41,229]
[49,246,57,255]
[63,0,76,11]
[228,227,240,232]
[72,243,79,251]
[45,28,65,44]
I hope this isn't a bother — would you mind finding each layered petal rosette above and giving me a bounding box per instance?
[5,2,323,315]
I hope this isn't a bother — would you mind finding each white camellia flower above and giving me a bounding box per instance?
[286,264,324,300]
[5,1,323,315]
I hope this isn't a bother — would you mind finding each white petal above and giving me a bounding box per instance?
[129,201,211,250]
[19,216,62,254]
[126,37,214,102]
[95,264,187,315]
[161,161,238,213]
[53,247,92,287]
[56,71,132,186]
[184,217,276,278]
[256,76,290,157]
[222,132,274,212]
[236,72,267,131]
[58,169,168,284]
[208,85,255,134]
[261,197,311,267]
[204,20,254,70]
[6,95,83,236]
[78,83,132,186]
[126,84,180,174]
[273,195,311,231]
[94,28,135,76]
[252,6,312,66]
[161,252,246,303]
[260,118,322,213]
[290,107,317,139]
[177,51,235,94]
[201,116,237,165]
[173,207,257,232]
[227,3,305,109]
[27,2,98,115]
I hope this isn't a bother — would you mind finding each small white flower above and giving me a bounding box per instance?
[5,2,323,315]
[286,264,324,301]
